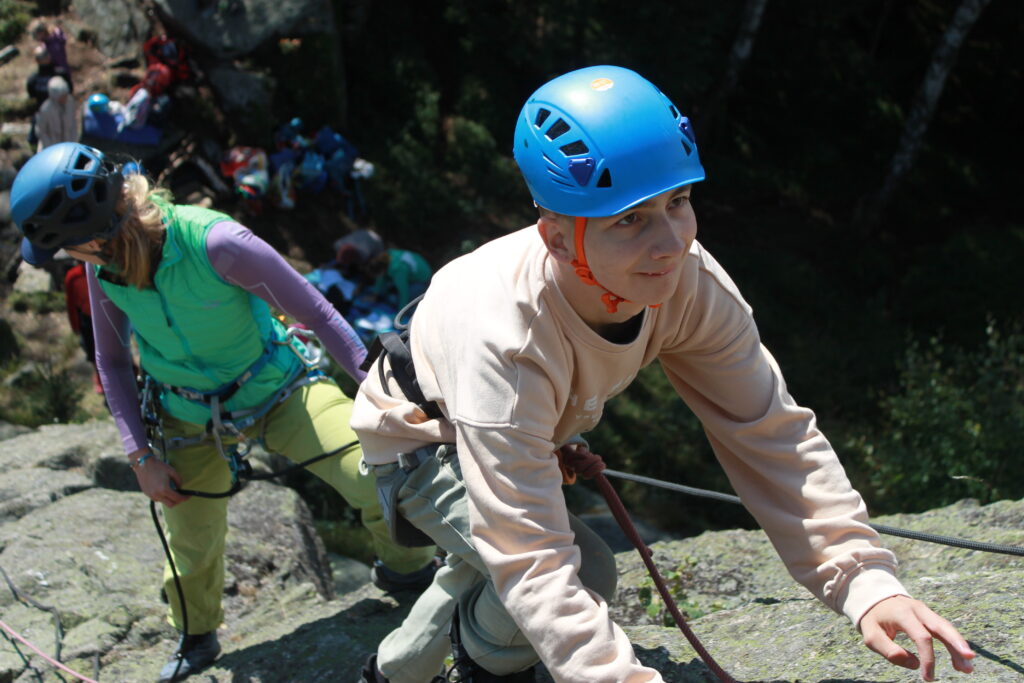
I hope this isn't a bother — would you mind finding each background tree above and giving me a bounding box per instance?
[856,0,995,232]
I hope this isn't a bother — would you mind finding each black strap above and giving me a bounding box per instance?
[362,330,444,421]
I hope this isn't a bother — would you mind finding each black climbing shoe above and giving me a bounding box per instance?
[370,556,442,593]
[358,652,447,683]
[359,653,388,683]
[449,609,535,682]
[157,631,221,682]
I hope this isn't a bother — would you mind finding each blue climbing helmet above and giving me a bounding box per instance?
[513,65,705,218]
[11,142,125,265]
[87,92,110,114]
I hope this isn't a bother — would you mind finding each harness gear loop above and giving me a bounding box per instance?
[556,444,735,682]
[142,327,329,485]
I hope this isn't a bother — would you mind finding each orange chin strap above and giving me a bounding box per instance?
[569,216,628,314]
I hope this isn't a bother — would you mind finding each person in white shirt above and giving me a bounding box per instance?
[35,76,78,151]
[353,65,976,683]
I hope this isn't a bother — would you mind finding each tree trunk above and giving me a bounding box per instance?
[857,0,993,232]
[698,0,769,141]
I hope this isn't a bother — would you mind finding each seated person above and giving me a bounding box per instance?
[365,248,432,310]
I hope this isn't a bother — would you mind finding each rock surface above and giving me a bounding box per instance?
[0,421,1021,682]
[71,0,151,60]
[153,0,336,59]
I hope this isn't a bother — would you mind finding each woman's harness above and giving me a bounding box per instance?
[141,326,328,484]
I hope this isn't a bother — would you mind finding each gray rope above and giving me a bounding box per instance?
[602,469,1024,558]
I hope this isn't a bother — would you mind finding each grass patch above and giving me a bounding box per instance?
[8,290,65,315]
[0,0,31,47]
[0,359,86,427]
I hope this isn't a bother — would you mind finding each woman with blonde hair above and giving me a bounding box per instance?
[11,142,440,682]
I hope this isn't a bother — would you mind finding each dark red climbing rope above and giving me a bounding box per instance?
[558,445,736,683]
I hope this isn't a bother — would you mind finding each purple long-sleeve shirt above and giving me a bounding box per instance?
[89,221,368,455]
[42,27,69,73]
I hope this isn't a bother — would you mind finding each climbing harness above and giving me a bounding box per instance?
[359,295,441,419]
[141,325,335,495]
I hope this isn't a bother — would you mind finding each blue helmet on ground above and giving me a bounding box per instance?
[87,92,110,113]
[11,142,125,265]
[512,65,705,217]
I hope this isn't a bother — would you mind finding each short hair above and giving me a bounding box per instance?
[47,76,69,97]
[29,19,49,38]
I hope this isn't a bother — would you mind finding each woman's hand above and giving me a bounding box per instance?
[860,595,975,681]
[130,450,190,508]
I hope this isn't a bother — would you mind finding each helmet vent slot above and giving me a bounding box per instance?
[559,141,588,156]
[73,152,91,170]
[669,105,679,118]
[679,117,696,143]
[596,168,612,188]
[37,190,63,217]
[681,139,693,156]
[545,118,570,140]
[534,109,551,128]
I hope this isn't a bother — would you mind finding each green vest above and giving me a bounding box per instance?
[96,201,303,425]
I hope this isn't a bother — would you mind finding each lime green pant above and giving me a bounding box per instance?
[159,379,436,633]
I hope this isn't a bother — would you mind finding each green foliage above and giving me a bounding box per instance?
[0,360,85,427]
[365,81,522,256]
[636,557,719,627]
[850,319,1024,512]
[0,0,30,46]
[8,290,65,315]
[253,34,346,136]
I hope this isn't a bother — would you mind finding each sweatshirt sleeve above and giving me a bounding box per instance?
[88,266,149,454]
[454,418,661,681]
[656,259,909,627]
[205,221,367,383]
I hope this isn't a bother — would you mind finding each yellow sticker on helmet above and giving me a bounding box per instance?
[590,78,614,91]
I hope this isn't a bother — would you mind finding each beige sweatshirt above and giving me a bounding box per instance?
[351,226,908,682]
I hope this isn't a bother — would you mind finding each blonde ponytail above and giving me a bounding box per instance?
[108,174,172,288]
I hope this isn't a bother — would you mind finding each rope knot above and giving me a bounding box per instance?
[556,444,606,485]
